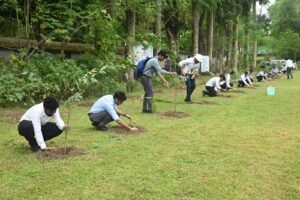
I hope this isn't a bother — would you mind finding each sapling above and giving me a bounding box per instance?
[173,76,185,115]
[63,92,82,154]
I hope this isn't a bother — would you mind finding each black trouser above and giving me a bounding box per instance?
[88,111,113,128]
[203,86,217,97]
[220,83,233,90]
[287,67,293,79]
[18,120,63,148]
[140,75,153,112]
[185,75,196,101]
[256,75,265,82]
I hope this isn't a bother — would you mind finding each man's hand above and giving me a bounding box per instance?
[63,125,70,131]
[43,147,56,152]
[129,127,138,131]
[163,80,169,87]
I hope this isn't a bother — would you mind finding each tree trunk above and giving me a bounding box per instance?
[227,24,233,69]
[154,0,162,55]
[252,1,257,70]
[198,12,206,54]
[24,0,30,48]
[106,0,114,18]
[192,1,199,55]
[208,10,214,72]
[125,6,136,80]
[232,18,239,72]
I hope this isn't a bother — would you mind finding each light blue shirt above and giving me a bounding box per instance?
[89,95,119,121]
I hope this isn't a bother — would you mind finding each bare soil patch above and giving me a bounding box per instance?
[160,111,190,118]
[229,90,246,94]
[110,126,146,134]
[77,101,94,107]
[0,109,26,123]
[218,94,233,98]
[37,146,84,159]
[192,100,218,105]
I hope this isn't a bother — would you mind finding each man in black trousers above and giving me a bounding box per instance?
[18,97,68,152]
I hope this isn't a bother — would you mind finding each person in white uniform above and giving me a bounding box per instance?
[202,74,225,97]
[178,54,202,102]
[18,97,68,152]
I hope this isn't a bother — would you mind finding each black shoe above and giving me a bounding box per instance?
[91,122,98,126]
[97,125,108,131]
[142,110,153,113]
[184,99,192,103]
[30,145,41,152]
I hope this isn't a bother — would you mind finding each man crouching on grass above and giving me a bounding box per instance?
[88,91,138,132]
[18,97,68,152]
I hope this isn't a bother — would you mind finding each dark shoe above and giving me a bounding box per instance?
[30,145,41,152]
[142,110,153,113]
[97,125,108,131]
[184,99,192,103]
[91,122,98,126]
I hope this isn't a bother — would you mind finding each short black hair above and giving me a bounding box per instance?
[113,91,127,102]
[158,50,169,58]
[230,71,235,75]
[43,97,59,110]
[219,74,225,80]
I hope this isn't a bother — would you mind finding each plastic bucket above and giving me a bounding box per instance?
[266,87,275,96]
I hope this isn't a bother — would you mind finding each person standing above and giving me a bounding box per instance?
[88,91,138,132]
[178,54,203,103]
[140,50,177,113]
[220,71,235,91]
[286,59,294,79]
[18,97,68,152]
[202,74,225,97]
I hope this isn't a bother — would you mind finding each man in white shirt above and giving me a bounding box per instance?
[88,91,138,132]
[220,71,235,91]
[256,70,267,82]
[18,97,68,152]
[178,54,202,102]
[237,71,253,87]
[202,74,225,97]
[286,59,294,79]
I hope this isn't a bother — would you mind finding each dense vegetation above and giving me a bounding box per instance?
[0,0,299,106]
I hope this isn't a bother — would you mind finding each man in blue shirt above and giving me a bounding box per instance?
[88,91,138,131]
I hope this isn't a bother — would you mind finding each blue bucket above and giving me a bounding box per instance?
[267,87,275,96]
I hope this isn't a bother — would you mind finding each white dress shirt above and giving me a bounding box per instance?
[206,77,222,91]
[178,57,200,75]
[20,103,65,149]
[286,59,294,68]
[240,74,252,86]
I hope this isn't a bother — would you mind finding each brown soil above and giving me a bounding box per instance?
[110,125,146,134]
[0,109,26,124]
[218,94,233,98]
[77,101,94,107]
[229,90,246,94]
[37,146,84,159]
[193,100,218,105]
[160,111,190,118]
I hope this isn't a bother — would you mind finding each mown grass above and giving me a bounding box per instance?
[0,73,299,200]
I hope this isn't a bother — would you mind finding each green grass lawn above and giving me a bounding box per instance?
[0,73,299,200]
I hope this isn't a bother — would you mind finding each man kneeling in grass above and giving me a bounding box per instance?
[202,74,225,97]
[18,97,68,152]
[88,91,138,132]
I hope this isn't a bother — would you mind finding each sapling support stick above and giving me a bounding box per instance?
[64,93,82,154]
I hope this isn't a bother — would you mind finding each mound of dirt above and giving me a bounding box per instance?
[110,126,146,134]
[219,94,233,98]
[160,111,190,118]
[0,109,26,124]
[193,100,218,105]
[37,146,84,159]
[229,90,246,94]
[77,101,94,107]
